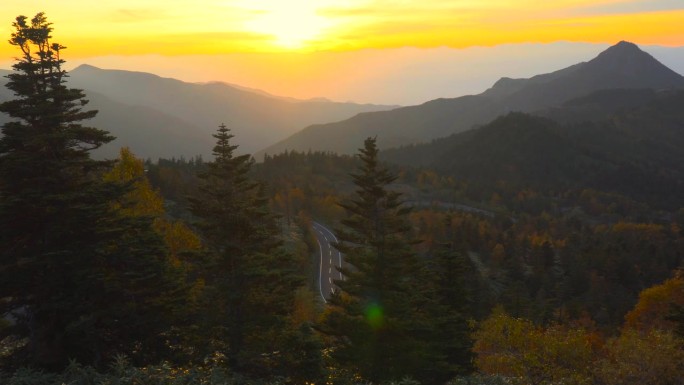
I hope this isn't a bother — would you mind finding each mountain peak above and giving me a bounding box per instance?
[71,64,101,72]
[612,40,639,50]
[591,41,653,67]
[597,41,643,58]
[584,40,683,83]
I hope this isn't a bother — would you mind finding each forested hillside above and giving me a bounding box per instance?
[382,90,684,209]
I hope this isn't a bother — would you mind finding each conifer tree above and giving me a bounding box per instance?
[428,241,475,379]
[0,13,184,369]
[319,137,443,383]
[189,124,310,378]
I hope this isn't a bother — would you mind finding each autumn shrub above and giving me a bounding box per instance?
[473,310,594,385]
[593,329,684,385]
[623,276,684,332]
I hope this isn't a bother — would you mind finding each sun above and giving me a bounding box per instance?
[241,0,333,50]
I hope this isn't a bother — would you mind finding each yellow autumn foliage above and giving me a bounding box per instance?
[473,309,594,385]
[624,275,684,332]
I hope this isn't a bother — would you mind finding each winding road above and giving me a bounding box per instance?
[312,221,344,302]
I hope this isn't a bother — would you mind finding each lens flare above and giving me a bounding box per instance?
[365,302,384,329]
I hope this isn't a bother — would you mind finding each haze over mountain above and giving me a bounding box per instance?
[0,65,395,159]
[54,43,684,106]
[258,42,684,159]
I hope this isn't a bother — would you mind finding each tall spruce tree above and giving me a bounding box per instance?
[0,13,185,369]
[188,124,309,378]
[319,137,447,383]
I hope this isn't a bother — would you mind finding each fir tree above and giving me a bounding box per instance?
[189,124,310,378]
[0,13,184,369]
[319,137,444,383]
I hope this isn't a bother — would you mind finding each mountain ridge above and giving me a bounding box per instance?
[0,65,397,158]
[257,41,684,158]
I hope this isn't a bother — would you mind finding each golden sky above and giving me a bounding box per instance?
[1,0,684,58]
[2,1,684,105]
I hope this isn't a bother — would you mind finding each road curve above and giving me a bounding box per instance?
[312,221,344,302]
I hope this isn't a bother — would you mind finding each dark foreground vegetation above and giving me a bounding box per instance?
[1,13,683,385]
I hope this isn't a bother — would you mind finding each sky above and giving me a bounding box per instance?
[1,0,684,104]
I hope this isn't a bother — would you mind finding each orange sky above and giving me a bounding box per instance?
[1,1,683,104]
[2,0,684,57]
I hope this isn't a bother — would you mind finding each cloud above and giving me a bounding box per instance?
[113,31,275,55]
[310,0,684,51]
[110,8,168,23]
[1,0,682,57]
[565,0,684,17]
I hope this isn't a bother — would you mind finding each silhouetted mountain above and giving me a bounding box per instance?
[259,41,684,157]
[0,86,206,160]
[0,65,395,159]
[86,91,211,159]
[498,41,684,111]
[257,96,501,159]
[381,90,684,208]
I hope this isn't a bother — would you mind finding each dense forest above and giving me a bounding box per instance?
[1,13,683,385]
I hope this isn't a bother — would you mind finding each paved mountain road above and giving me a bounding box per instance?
[312,221,344,302]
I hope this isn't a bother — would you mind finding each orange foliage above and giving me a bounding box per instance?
[105,147,203,260]
[156,220,202,261]
[612,222,664,240]
[291,287,318,326]
[103,147,164,217]
[624,275,684,332]
[595,329,684,385]
[473,310,595,385]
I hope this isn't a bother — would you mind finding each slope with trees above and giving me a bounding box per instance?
[382,91,684,210]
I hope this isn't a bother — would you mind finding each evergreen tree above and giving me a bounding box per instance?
[0,13,184,369]
[189,124,281,258]
[319,137,446,384]
[188,124,312,378]
[428,242,475,379]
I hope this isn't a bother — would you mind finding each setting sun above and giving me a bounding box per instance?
[239,0,333,49]
[2,0,683,58]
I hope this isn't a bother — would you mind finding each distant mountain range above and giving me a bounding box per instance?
[0,65,395,159]
[3,41,683,164]
[258,41,684,158]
